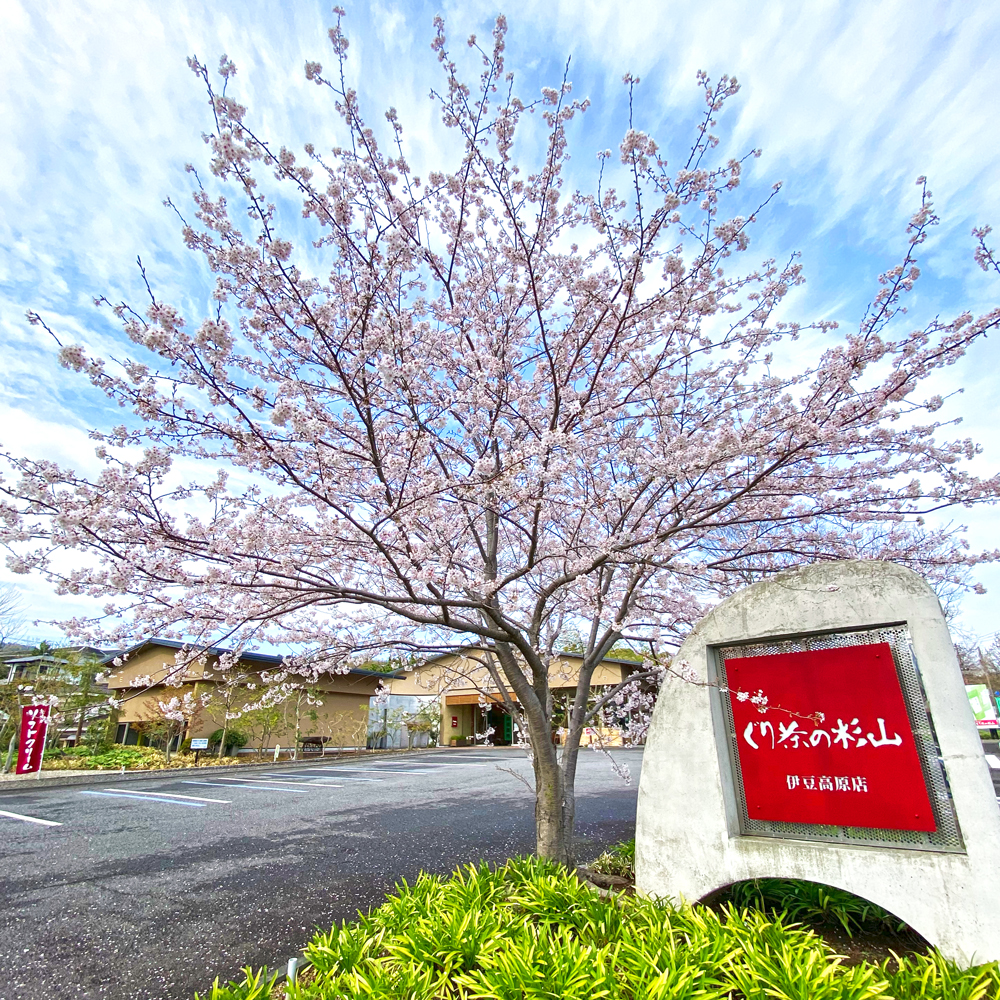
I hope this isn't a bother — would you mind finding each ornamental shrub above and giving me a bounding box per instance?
[208,729,247,753]
[720,877,907,938]
[192,859,1000,999]
[87,745,166,769]
[587,838,635,879]
[40,745,164,770]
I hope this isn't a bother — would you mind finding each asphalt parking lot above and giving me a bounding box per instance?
[0,746,643,1000]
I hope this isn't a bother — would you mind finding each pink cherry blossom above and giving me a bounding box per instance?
[2,13,998,863]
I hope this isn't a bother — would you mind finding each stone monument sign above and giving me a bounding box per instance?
[635,560,1000,964]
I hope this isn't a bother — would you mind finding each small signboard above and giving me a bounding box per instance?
[726,642,936,832]
[16,704,50,775]
[190,738,209,750]
[965,684,999,730]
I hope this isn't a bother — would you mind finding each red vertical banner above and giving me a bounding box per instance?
[16,704,50,775]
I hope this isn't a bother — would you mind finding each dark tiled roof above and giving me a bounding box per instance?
[117,637,403,678]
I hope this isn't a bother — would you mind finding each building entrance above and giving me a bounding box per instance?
[486,708,513,745]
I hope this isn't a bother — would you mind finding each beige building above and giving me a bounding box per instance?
[106,639,392,752]
[387,647,642,746]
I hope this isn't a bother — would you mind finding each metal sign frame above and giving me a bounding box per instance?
[710,621,965,853]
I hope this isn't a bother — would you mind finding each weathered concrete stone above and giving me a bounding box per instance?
[635,560,1000,964]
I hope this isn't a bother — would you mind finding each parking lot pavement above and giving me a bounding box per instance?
[981,741,1000,800]
[0,747,643,1000]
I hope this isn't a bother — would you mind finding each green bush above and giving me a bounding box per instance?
[192,859,1000,1000]
[209,729,247,752]
[195,968,277,1000]
[40,744,163,770]
[88,745,166,770]
[45,745,92,760]
[719,878,907,938]
[83,720,114,753]
[587,838,635,879]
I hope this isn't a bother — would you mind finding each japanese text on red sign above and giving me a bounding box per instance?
[16,704,50,775]
[725,642,935,832]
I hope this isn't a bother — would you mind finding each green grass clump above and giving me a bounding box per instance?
[719,878,907,938]
[41,745,168,770]
[194,858,1000,1000]
[41,743,246,771]
[587,838,635,880]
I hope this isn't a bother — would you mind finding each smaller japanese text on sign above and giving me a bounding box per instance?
[16,704,50,775]
[726,643,935,832]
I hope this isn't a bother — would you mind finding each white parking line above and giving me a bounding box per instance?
[212,778,344,788]
[205,776,336,789]
[317,767,434,775]
[80,791,205,808]
[257,772,347,781]
[181,780,309,793]
[0,809,62,827]
[103,788,231,804]
[303,770,383,781]
[409,763,494,768]
[417,755,499,760]
[360,762,489,769]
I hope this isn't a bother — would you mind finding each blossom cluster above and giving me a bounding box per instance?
[1,12,998,844]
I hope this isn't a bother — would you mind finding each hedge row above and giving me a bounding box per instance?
[196,857,1000,999]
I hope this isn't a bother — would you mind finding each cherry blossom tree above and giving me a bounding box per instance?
[144,690,209,763]
[201,662,254,759]
[2,13,1000,862]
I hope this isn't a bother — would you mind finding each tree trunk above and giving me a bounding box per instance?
[490,641,578,865]
[979,651,999,705]
[74,669,93,745]
[2,731,16,774]
[529,717,573,865]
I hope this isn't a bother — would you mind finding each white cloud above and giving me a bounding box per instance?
[1,0,998,639]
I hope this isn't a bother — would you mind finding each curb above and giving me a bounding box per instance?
[0,747,451,795]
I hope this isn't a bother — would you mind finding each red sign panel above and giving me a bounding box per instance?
[16,704,50,775]
[726,643,935,832]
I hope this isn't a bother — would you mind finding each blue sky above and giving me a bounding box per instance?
[1,0,999,644]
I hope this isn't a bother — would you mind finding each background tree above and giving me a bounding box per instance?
[957,639,1000,697]
[202,662,254,758]
[60,649,110,746]
[2,15,999,862]
[0,642,96,759]
[239,693,285,759]
[404,697,441,748]
[140,689,207,763]
[367,701,409,750]
[0,584,27,648]
[282,684,322,758]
